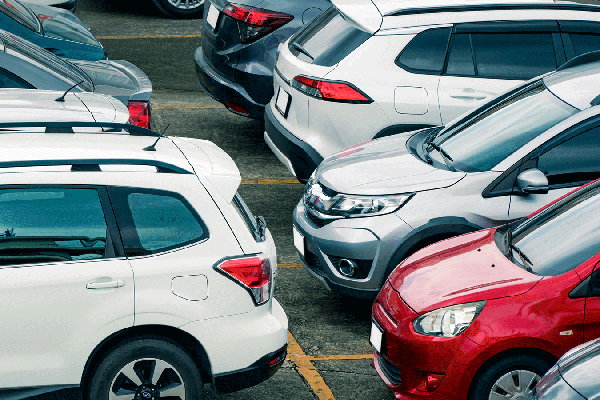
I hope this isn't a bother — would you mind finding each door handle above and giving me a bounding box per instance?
[86,280,125,289]
[449,90,489,100]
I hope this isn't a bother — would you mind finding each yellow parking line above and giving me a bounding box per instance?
[278,263,301,268]
[308,354,374,361]
[96,34,202,40]
[241,178,301,185]
[153,104,225,110]
[287,332,336,400]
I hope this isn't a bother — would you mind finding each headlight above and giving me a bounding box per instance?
[413,301,486,337]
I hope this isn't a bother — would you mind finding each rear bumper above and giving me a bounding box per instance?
[194,47,267,120]
[264,104,323,183]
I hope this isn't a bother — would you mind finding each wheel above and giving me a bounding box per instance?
[151,0,204,19]
[87,338,203,400]
[470,355,552,400]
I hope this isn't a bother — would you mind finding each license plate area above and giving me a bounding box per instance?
[370,321,384,353]
[206,4,220,31]
[292,225,305,258]
[275,88,291,118]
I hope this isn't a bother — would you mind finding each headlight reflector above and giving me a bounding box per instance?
[413,301,486,337]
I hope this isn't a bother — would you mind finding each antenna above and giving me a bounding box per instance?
[143,123,170,152]
[55,80,84,102]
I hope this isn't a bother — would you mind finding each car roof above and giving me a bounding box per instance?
[372,0,558,16]
[544,59,600,110]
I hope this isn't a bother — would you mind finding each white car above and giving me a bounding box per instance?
[0,120,288,399]
[265,0,600,182]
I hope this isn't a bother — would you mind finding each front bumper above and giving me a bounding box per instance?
[194,47,267,120]
[293,199,412,298]
[265,105,323,183]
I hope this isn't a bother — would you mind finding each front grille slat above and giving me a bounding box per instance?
[378,354,401,385]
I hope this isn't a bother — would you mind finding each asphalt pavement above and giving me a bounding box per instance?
[26,1,395,398]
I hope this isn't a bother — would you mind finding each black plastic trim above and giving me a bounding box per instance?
[373,124,436,139]
[559,20,600,34]
[569,275,591,299]
[386,4,600,17]
[0,159,191,175]
[455,20,559,33]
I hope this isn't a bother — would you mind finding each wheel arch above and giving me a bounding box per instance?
[80,324,212,399]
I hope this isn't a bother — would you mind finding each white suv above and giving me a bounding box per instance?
[0,121,287,399]
[265,0,600,182]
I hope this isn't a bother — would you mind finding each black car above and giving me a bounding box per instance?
[194,0,329,119]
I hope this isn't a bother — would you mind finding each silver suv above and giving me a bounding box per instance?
[293,53,600,298]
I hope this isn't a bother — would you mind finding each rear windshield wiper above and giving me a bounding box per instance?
[291,42,314,60]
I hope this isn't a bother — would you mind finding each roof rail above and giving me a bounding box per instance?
[556,50,600,72]
[386,3,600,17]
[0,122,159,136]
[0,159,191,174]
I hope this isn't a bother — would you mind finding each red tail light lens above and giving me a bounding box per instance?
[223,3,293,44]
[216,255,272,305]
[292,76,372,103]
[128,101,151,130]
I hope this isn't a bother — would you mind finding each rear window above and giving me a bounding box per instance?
[396,27,451,75]
[570,33,600,57]
[0,0,40,33]
[0,32,93,91]
[288,7,370,67]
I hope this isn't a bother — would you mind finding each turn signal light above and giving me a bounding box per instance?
[127,101,151,130]
[292,76,372,104]
[215,255,272,305]
[223,4,293,44]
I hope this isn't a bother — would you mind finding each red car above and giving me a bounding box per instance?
[372,179,600,400]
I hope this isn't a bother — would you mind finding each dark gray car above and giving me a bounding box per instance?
[0,30,152,128]
[194,0,329,119]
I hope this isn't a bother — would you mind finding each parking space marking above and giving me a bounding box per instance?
[96,34,202,40]
[287,332,336,400]
[278,263,301,268]
[309,354,374,361]
[241,179,301,185]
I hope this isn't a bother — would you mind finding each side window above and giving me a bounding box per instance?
[445,33,475,76]
[538,126,600,188]
[470,33,557,79]
[109,188,208,256]
[569,34,600,57]
[0,188,109,266]
[396,27,451,75]
[0,68,32,88]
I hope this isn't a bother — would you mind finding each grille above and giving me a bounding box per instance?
[327,255,372,279]
[378,354,401,385]
[304,249,326,277]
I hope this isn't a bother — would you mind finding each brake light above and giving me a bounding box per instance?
[223,3,293,44]
[216,255,272,305]
[292,76,372,103]
[128,101,151,130]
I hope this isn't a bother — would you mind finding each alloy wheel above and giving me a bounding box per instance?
[109,358,186,400]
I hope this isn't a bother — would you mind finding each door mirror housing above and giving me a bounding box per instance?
[517,168,548,195]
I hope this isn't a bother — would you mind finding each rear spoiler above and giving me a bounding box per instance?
[332,0,382,34]
[101,60,153,102]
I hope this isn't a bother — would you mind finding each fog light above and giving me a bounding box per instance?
[338,259,358,277]
[416,372,444,392]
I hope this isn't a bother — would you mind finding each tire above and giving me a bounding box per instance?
[470,355,552,400]
[151,0,204,19]
[87,338,203,400]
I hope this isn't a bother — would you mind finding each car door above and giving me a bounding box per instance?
[438,22,565,124]
[509,122,600,220]
[0,186,134,388]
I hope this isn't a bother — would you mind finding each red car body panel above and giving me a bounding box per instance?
[374,226,600,400]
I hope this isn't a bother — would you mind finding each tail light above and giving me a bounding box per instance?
[215,255,272,305]
[128,101,151,130]
[292,76,372,104]
[223,3,293,44]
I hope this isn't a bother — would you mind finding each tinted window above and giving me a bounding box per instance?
[109,188,208,256]
[432,81,578,171]
[0,188,108,265]
[0,0,40,33]
[0,68,31,88]
[511,185,600,276]
[570,33,600,57]
[288,7,370,67]
[471,33,557,79]
[538,126,600,188]
[396,27,451,74]
[445,33,475,76]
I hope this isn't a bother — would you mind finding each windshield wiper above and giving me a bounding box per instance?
[428,142,453,162]
[291,42,314,60]
[510,243,534,273]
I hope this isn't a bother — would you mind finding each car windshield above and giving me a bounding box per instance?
[430,81,578,172]
[0,32,93,91]
[0,0,40,33]
[508,183,600,276]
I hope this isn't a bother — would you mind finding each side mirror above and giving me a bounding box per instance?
[516,168,548,195]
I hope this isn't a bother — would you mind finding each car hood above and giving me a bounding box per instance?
[557,338,600,400]
[316,135,466,195]
[25,2,101,49]
[388,229,543,314]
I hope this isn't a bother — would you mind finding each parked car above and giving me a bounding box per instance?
[292,52,600,298]
[371,177,600,400]
[266,0,600,182]
[195,0,330,119]
[0,120,287,400]
[0,0,104,60]
[535,338,600,399]
[0,30,152,128]
[24,0,76,13]
[152,0,204,18]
